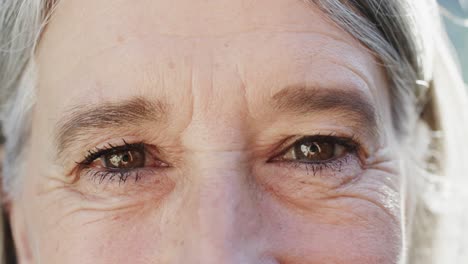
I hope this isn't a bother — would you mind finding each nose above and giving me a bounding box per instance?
[174,152,279,264]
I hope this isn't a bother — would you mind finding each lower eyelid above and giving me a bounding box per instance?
[71,167,176,199]
[86,170,140,184]
[271,153,363,182]
[77,166,164,185]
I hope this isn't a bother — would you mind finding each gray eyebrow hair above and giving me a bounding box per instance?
[55,97,166,155]
[272,85,379,136]
[55,86,378,156]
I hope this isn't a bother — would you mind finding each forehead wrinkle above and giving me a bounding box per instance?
[55,97,166,157]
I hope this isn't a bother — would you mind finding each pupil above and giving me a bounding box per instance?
[121,153,131,163]
[309,143,319,153]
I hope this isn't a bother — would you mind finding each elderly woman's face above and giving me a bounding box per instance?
[10,0,403,263]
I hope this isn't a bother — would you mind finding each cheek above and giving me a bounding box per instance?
[33,195,402,264]
[21,151,402,264]
[263,197,402,264]
[34,210,168,263]
[255,162,403,263]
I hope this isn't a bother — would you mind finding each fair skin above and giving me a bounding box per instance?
[9,0,403,263]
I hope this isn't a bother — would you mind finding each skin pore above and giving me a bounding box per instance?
[9,0,403,263]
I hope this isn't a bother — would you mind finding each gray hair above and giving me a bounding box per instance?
[0,0,54,195]
[1,0,467,263]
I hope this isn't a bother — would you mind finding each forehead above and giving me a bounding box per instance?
[35,0,388,124]
[39,0,356,47]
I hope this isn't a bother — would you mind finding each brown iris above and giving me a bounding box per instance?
[294,141,335,161]
[102,149,145,169]
[280,136,349,162]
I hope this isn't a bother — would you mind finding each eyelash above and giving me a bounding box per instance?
[85,170,144,185]
[274,154,353,177]
[78,140,145,166]
[75,135,360,185]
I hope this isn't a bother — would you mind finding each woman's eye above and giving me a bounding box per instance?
[102,149,145,169]
[279,136,353,163]
[76,142,166,184]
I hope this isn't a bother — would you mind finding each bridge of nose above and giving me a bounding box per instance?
[169,156,267,263]
[166,43,274,263]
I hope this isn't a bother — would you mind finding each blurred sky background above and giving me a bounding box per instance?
[438,0,468,83]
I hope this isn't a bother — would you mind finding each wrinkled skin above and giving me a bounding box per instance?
[9,0,404,263]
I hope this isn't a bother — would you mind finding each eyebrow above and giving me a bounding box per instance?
[55,85,378,155]
[272,85,378,136]
[55,97,166,155]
